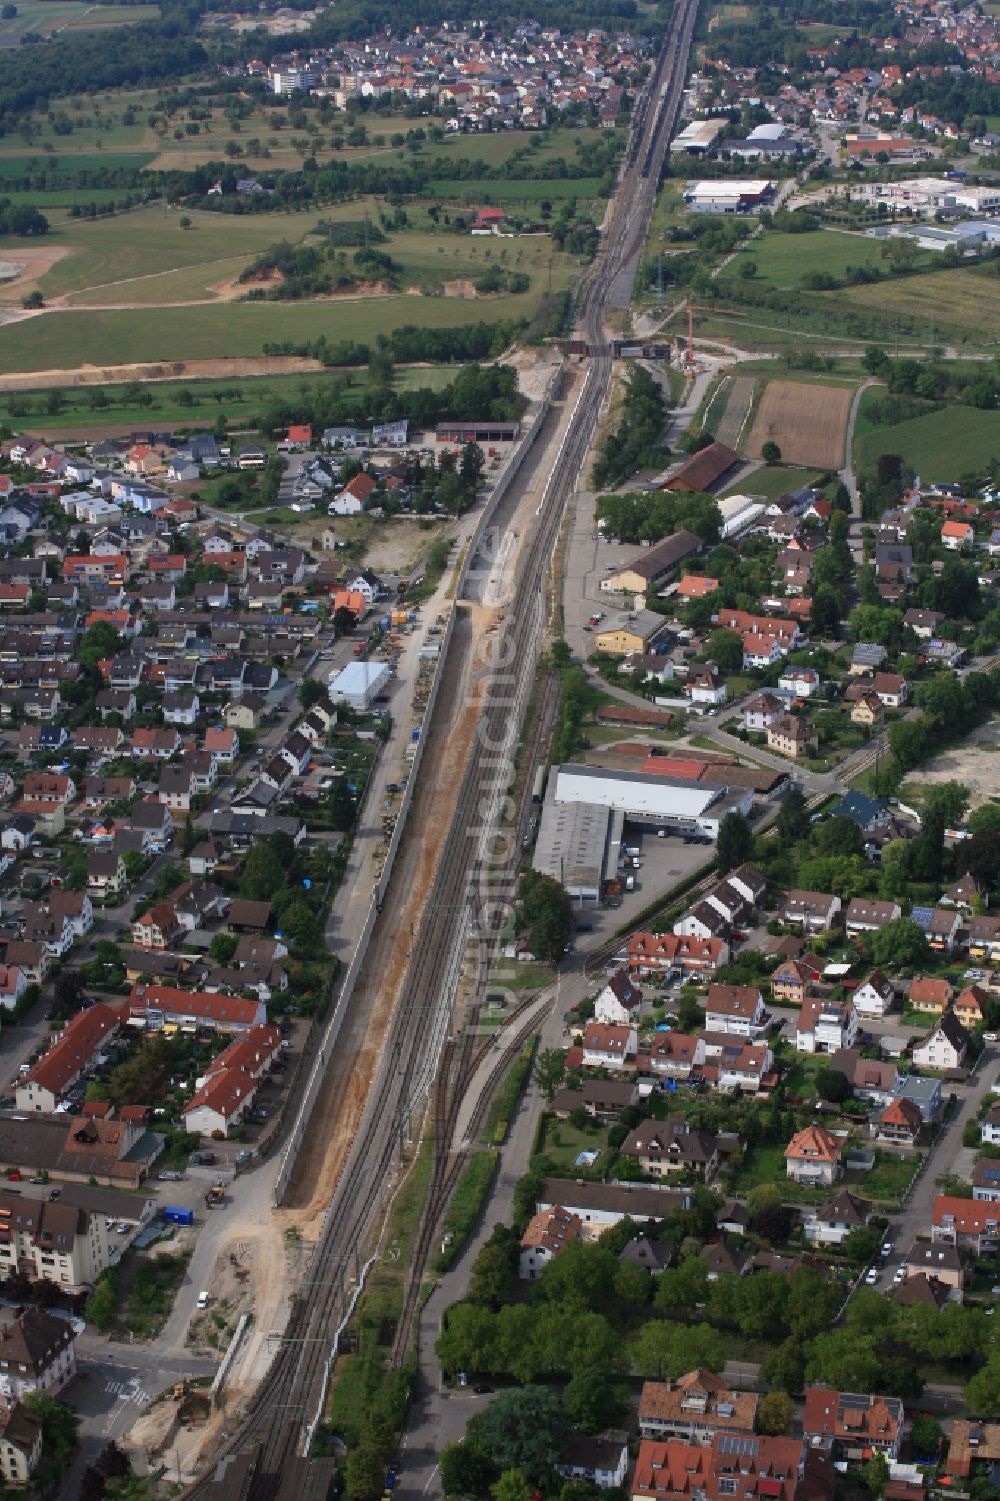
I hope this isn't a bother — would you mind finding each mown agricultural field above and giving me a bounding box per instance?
[0,0,157,46]
[0,289,556,374]
[746,379,855,468]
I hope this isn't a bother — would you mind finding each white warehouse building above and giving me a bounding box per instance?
[718,493,765,540]
[551,765,752,837]
[327,660,391,712]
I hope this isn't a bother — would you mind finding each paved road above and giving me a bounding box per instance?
[870,1044,998,1290]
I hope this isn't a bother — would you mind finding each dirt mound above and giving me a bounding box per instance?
[0,354,324,392]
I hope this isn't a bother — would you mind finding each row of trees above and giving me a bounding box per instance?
[262,317,525,369]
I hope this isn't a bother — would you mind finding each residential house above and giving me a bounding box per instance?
[802,1388,904,1461]
[908,977,954,1015]
[845,898,902,936]
[647,1032,705,1081]
[802,1189,872,1247]
[767,714,818,759]
[554,1435,629,1491]
[893,1074,943,1123]
[743,692,784,733]
[595,969,643,1026]
[631,1433,835,1501]
[785,1125,843,1186]
[875,1097,923,1148]
[0,967,26,1011]
[131,903,184,951]
[581,1024,637,1071]
[86,853,127,900]
[972,1159,1000,1203]
[771,960,810,1006]
[0,1194,110,1294]
[780,891,841,932]
[954,985,987,1030]
[851,691,883,729]
[519,1205,582,1279]
[552,1080,639,1124]
[912,1012,969,1071]
[854,971,897,1018]
[932,1196,1000,1257]
[905,1240,966,1291]
[968,916,1000,964]
[0,1404,42,1484]
[638,1371,758,1442]
[712,1040,774,1094]
[0,1307,76,1402]
[16,1003,121,1114]
[182,1022,282,1137]
[941,519,974,550]
[127,984,265,1034]
[872,672,908,708]
[703,984,769,1039]
[619,1121,724,1181]
[158,766,193,813]
[980,1102,1000,1146]
[926,907,962,954]
[795,997,859,1055]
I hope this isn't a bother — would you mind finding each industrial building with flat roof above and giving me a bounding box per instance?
[683,180,776,214]
[551,764,752,836]
[533,798,622,903]
[671,118,727,154]
[327,660,391,712]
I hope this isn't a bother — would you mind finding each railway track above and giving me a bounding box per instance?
[180,6,700,1497]
[387,665,561,1362]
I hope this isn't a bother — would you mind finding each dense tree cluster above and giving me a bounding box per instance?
[596,487,722,547]
[592,365,671,490]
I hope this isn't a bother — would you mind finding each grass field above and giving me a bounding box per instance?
[721,227,934,292]
[430,176,602,201]
[0,0,157,44]
[19,200,579,309]
[2,364,457,430]
[854,396,1000,482]
[36,206,321,299]
[840,263,1000,345]
[0,151,157,180]
[0,291,551,373]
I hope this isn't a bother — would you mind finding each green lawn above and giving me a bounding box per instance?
[847,1151,921,1205]
[720,465,826,502]
[854,401,1000,482]
[730,1142,787,1192]
[538,1115,611,1173]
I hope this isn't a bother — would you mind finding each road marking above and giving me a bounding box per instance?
[421,1466,440,1495]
